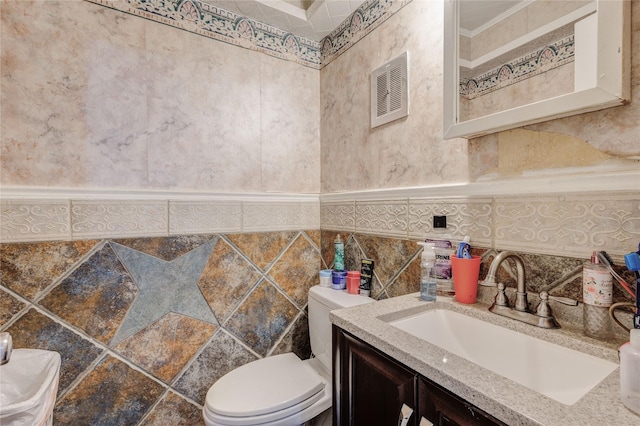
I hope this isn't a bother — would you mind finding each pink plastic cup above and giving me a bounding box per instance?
[451,255,482,304]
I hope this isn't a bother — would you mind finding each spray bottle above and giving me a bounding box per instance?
[418,242,437,301]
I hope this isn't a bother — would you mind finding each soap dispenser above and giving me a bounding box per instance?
[620,329,640,415]
[417,242,436,301]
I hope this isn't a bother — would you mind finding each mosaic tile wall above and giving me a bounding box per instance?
[0,231,323,425]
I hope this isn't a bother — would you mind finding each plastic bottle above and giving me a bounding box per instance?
[582,251,612,339]
[418,242,437,301]
[334,234,345,271]
[620,329,640,415]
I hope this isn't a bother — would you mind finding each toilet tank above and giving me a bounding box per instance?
[308,286,374,370]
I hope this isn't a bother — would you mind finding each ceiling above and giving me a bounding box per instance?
[459,0,530,34]
[202,0,367,41]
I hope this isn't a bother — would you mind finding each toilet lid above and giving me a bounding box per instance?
[205,353,324,418]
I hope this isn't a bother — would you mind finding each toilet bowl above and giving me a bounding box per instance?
[203,286,374,426]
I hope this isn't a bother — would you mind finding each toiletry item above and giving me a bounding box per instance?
[319,269,333,288]
[334,234,345,271]
[620,329,640,415]
[359,259,375,297]
[346,271,361,294]
[624,246,640,329]
[583,251,613,339]
[332,270,347,290]
[418,242,437,301]
[425,238,455,296]
[456,236,472,259]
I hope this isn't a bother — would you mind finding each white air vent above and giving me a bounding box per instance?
[371,51,409,128]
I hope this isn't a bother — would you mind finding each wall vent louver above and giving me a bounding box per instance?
[371,51,409,128]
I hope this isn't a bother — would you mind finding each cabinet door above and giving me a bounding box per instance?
[333,326,417,426]
[418,376,506,426]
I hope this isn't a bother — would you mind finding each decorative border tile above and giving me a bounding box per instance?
[321,0,412,65]
[169,201,242,235]
[0,200,71,242]
[408,197,493,246]
[494,192,640,260]
[71,200,169,239]
[461,35,574,99]
[85,0,411,69]
[88,0,322,68]
[242,202,301,232]
[299,200,321,230]
[355,199,408,237]
[320,201,356,232]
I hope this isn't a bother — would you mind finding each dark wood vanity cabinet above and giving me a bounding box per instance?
[333,326,506,426]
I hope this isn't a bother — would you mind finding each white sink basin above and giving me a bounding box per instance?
[389,309,618,405]
[0,349,61,425]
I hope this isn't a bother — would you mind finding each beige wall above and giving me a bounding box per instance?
[1,1,320,194]
[320,0,640,193]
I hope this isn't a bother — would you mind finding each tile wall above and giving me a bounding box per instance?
[1,231,323,424]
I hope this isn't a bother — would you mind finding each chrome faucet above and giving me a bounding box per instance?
[484,251,577,329]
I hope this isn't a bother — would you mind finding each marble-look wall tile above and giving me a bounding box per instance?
[0,201,71,242]
[173,330,258,405]
[0,288,25,327]
[261,55,321,193]
[2,0,321,194]
[227,231,298,270]
[0,240,98,300]
[139,391,204,426]
[53,355,165,425]
[354,234,419,287]
[2,231,318,424]
[224,280,299,357]
[271,312,312,361]
[113,235,217,261]
[7,309,104,396]
[144,22,263,192]
[269,234,321,308]
[39,244,138,344]
[197,238,262,322]
[320,0,469,193]
[114,313,216,384]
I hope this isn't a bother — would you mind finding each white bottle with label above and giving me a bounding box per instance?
[620,329,640,415]
[582,251,612,339]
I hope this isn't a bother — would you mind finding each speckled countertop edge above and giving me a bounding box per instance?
[330,293,639,426]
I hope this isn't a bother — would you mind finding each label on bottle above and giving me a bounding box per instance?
[582,267,613,307]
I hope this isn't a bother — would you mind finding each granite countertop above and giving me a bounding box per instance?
[330,292,639,426]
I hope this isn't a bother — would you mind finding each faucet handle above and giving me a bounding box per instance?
[494,283,510,307]
[536,291,578,318]
[535,292,553,318]
[548,294,578,306]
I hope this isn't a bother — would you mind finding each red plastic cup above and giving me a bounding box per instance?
[451,255,482,304]
[346,271,361,294]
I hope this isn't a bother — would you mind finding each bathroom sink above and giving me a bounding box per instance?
[0,349,61,425]
[389,309,617,405]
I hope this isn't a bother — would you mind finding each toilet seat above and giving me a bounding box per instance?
[204,353,327,426]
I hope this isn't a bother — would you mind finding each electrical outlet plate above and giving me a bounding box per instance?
[433,215,447,228]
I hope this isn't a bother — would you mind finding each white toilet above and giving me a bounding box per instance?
[202,285,374,426]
